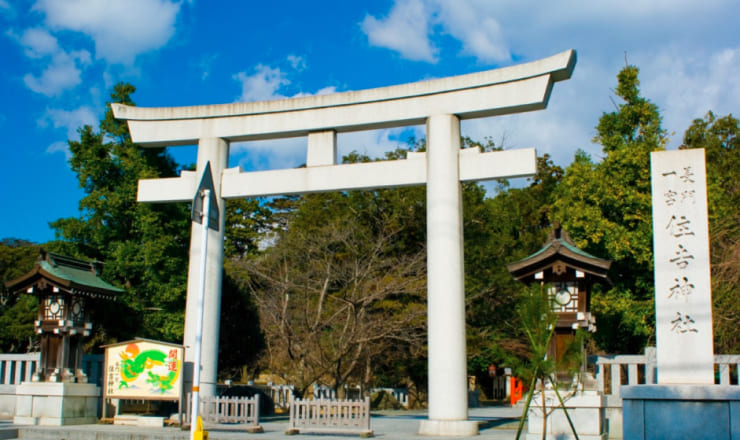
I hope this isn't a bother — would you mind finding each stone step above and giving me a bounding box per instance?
[0,427,18,439]
[16,426,190,440]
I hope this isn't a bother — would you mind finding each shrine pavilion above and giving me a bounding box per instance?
[507,226,611,364]
[6,251,122,383]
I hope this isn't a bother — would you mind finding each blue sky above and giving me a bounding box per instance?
[1,0,738,244]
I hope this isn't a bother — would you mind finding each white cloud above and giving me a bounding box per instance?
[430,1,510,63]
[315,86,338,96]
[39,106,98,159]
[370,0,737,168]
[338,127,423,161]
[229,55,423,172]
[19,27,58,57]
[0,0,14,18]
[40,106,98,138]
[229,57,351,171]
[17,28,92,96]
[361,0,732,70]
[23,63,81,96]
[46,141,72,160]
[231,138,306,172]
[197,53,219,81]
[228,0,738,181]
[361,0,512,63]
[233,64,289,102]
[233,55,338,103]
[292,85,338,99]
[33,0,182,65]
[362,0,437,62]
[230,127,422,176]
[287,55,307,71]
[642,46,740,148]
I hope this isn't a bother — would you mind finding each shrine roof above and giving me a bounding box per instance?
[506,227,611,280]
[5,251,123,300]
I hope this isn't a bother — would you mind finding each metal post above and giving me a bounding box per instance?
[190,188,210,440]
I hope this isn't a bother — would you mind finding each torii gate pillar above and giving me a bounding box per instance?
[420,114,476,434]
[183,137,228,396]
[112,49,576,437]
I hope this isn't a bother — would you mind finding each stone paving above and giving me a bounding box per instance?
[2,407,526,440]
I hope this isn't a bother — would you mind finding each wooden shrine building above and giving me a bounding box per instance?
[5,251,122,383]
[507,226,611,365]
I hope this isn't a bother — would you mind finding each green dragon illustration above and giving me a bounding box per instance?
[118,345,180,393]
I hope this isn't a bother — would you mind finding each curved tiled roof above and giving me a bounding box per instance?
[5,251,123,300]
[507,227,611,280]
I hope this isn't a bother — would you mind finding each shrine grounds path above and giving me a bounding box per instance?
[1,406,535,440]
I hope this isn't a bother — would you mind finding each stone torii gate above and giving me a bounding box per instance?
[112,49,576,436]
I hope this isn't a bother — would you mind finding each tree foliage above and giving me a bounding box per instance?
[218,268,266,381]
[467,154,564,377]
[0,239,41,352]
[681,112,740,352]
[551,64,666,353]
[232,150,428,397]
[224,198,275,259]
[49,83,192,347]
[507,284,584,440]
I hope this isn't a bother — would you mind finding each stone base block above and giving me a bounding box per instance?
[418,419,479,436]
[622,385,740,440]
[526,390,606,440]
[0,385,17,418]
[13,382,99,426]
[114,415,165,427]
[247,425,264,434]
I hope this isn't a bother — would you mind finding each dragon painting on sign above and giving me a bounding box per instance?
[118,343,181,394]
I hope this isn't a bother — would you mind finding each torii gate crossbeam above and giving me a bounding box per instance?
[112,49,576,437]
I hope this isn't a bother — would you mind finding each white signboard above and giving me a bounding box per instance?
[651,149,714,384]
[104,339,183,400]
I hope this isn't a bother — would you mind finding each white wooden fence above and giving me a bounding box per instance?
[0,353,104,386]
[370,387,410,408]
[589,348,740,437]
[0,353,38,418]
[185,393,262,432]
[0,353,38,387]
[0,353,104,418]
[590,348,740,407]
[313,384,337,400]
[287,397,373,437]
[269,384,294,410]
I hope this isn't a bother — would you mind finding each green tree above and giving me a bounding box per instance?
[551,65,667,353]
[232,149,428,397]
[224,198,275,259]
[47,82,280,377]
[218,268,265,380]
[467,154,565,380]
[0,239,39,284]
[509,284,583,440]
[0,239,40,352]
[50,83,192,347]
[681,111,740,353]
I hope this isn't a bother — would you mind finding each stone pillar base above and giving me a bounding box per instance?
[418,419,479,436]
[526,390,606,440]
[14,382,100,426]
[622,385,740,440]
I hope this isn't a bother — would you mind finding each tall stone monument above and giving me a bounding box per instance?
[651,148,714,383]
[112,50,577,436]
[621,148,740,440]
